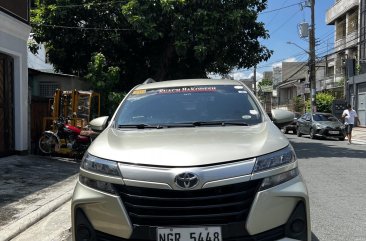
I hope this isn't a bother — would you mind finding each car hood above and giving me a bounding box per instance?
[88,122,290,167]
[314,121,343,128]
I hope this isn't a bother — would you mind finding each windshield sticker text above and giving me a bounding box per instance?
[158,87,217,94]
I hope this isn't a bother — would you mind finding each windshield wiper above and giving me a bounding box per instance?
[118,124,164,129]
[191,121,248,126]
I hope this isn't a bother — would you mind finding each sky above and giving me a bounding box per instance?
[229,0,336,81]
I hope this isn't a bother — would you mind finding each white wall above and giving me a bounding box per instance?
[0,11,31,152]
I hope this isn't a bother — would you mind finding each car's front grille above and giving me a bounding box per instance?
[114,179,262,226]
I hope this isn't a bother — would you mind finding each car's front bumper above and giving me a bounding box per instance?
[71,174,310,241]
[314,128,345,139]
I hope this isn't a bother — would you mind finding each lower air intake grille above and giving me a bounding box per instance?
[114,179,262,226]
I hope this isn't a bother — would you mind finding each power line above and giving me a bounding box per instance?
[270,9,302,36]
[31,23,133,31]
[261,1,306,14]
[35,0,127,9]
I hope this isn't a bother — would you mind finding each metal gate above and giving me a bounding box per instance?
[357,84,366,127]
[0,53,14,156]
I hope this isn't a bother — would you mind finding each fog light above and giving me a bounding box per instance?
[291,218,305,233]
[77,224,91,241]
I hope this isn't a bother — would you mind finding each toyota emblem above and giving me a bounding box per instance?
[174,172,199,189]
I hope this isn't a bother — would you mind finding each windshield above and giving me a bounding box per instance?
[115,85,262,127]
[313,113,338,122]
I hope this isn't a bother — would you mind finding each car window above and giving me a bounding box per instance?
[303,113,310,121]
[313,113,338,122]
[115,85,262,126]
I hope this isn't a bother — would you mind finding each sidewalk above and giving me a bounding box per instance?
[0,155,79,241]
[350,126,366,144]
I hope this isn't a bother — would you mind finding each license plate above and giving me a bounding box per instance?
[157,227,222,241]
[329,131,339,134]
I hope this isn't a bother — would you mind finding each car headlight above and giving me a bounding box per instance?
[253,146,296,173]
[81,153,120,176]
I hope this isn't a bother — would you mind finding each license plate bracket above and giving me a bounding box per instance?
[157,226,222,241]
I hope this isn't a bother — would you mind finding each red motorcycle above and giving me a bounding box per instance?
[38,116,95,158]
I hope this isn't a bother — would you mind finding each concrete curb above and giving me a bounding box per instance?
[0,186,73,241]
[0,190,73,241]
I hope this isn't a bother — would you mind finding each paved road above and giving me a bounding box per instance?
[12,134,366,241]
[286,133,366,241]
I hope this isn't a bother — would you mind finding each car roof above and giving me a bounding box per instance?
[134,78,246,90]
[306,112,333,115]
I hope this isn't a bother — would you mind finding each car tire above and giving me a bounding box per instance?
[339,137,345,141]
[296,127,302,137]
[309,128,316,139]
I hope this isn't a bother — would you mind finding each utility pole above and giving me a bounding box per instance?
[309,0,316,112]
[253,65,257,95]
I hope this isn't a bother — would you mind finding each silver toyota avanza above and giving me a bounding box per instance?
[72,79,310,241]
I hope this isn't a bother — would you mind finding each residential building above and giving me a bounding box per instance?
[325,0,358,99]
[262,71,273,81]
[0,0,31,156]
[274,62,309,110]
[326,0,366,126]
[28,41,90,98]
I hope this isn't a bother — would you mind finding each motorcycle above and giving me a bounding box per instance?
[38,116,95,159]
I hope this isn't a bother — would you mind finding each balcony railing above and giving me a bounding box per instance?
[318,77,343,91]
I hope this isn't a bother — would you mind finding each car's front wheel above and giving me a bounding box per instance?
[296,127,302,137]
[309,128,316,139]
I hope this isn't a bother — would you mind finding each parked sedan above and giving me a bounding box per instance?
[296,112,346,140]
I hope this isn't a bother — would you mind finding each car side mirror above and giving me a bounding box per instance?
[89,116,109,131]
[269,109,294,129]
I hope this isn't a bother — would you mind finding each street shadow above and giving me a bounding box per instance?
[0,155,79,207]
[286,135,366,160]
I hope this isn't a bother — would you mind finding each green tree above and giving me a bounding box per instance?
[31,0,272,91]
[258,78,272,87]
[85,52,121,115]
[304,92,335,113]
[315,92,335,113]
[293,96,305,113]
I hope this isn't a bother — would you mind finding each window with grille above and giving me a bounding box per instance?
[336,18,346,40]
[39,82,59,97]
[348,9,358,34]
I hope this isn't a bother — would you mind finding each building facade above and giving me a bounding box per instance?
[274,62,309,109]
[326,0,366,126]
[0,0,31,156]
